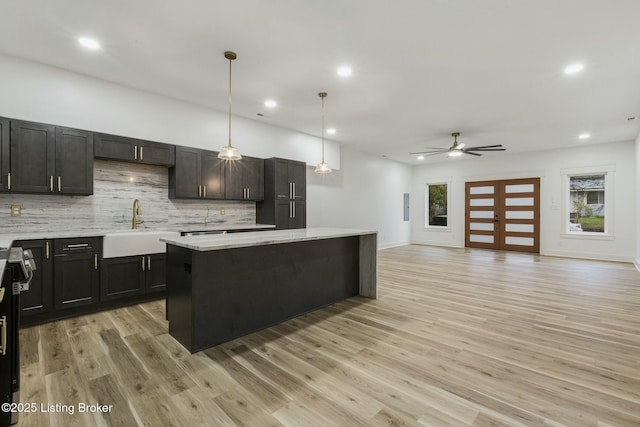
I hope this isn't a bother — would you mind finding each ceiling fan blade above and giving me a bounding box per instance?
[466,148,506,152]
[409,150,448,155]
[422,151,449,157]
[463,144,503,150]
[463,151,482,156]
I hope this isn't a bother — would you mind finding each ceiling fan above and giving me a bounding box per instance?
[410,132,506,157]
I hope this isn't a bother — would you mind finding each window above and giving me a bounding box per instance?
[568,174,606,233]
[426,183,448,227]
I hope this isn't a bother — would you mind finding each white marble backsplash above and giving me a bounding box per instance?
[0,160,256,234]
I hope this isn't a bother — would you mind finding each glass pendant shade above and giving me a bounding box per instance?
[218,50,242,160]
[315,161,332,174]
[315,92,332,174]
[218,145,242,160]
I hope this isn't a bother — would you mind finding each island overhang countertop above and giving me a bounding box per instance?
[160,227,377,251]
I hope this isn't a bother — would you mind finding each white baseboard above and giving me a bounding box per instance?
[410,239,465,249]
[543,249,634,264]
[378,240,410,250]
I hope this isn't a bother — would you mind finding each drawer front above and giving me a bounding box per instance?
[54,237,102,255]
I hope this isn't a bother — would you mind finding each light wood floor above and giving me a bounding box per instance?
[17,245,640,426]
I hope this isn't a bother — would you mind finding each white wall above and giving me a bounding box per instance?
[307,148,412,249]
[636,132,640,270]
[412,141,636,262]
[0,53,339,168]
[0,53,414,248]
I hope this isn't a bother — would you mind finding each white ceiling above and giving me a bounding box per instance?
[1,0,639,165]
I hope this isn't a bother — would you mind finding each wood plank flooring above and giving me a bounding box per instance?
[17,245,640,426]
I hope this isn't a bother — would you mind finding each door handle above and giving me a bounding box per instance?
[140,146,143,160]
[134,145,138,160]
[58,176,62,192]
[6,172,10,190]
[142,256,146,272]
[147,256,151,271]
[289,202,293,218]
[198,185,202,197]
[247,188,250,199]
[45,241,50,259]
[203,185,206,198]
[94,253,98,270]
[50,176,54,192]
[292,182,296,199]
[293,202,296,218]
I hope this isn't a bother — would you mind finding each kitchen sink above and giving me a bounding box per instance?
[103,230,180,258]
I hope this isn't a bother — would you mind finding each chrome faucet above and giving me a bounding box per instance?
[132,199,144,229]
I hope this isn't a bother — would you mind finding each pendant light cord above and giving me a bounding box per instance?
[228,56,232,148]
[321,95,325,163]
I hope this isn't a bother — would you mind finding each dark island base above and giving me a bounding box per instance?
[167,236,366,353]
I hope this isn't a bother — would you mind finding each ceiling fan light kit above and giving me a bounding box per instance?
[410,132,506,159]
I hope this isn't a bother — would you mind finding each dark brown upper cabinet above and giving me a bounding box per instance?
[94,133,175,166]
[169,146,225,199]
[257,158,307,229]
[0,117,9,192]
[224,155,264,201]
[9,120,93,195]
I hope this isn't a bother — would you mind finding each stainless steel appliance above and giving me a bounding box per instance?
[0,247,35,426]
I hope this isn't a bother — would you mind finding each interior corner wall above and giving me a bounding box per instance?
[306,148,412,249]
[411,140,636,262]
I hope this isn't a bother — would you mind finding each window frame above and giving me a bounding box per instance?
[424,178,451,231]
[561,166,615,240]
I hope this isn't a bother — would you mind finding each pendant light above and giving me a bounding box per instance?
[218,51,242,160]
[315,92,332,174]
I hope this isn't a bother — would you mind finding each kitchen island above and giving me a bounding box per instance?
[161,228,377,353]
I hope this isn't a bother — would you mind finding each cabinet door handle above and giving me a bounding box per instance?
[203,185,206,198]
[94,253,98,270]
[289,182,292,199]
[50,176,54,192]
[147,256,151,271]
[45,241,50,259]
[142,256,146,271]
[289,201,293,218]
[140,146,143,160]
[134,145,138,160]
[247,188,250,199]
[293,182,296,199]
[6,172,10,190]
[0,316,6,356]
[58,176,62,192]
[293,202,296,218]
[198,185,202,197]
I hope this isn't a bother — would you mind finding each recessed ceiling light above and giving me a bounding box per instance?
[264,99,277,108]
[417,155,425,160]
[336,66,352,77]
[578,133,591,140]
[327,128,336,135]
[78,37,101,50]
[564,63,584,75]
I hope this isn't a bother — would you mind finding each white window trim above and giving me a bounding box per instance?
[424,178,452,231]
[560,165,615,240]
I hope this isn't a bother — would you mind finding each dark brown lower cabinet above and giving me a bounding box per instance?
[53,250,100,310]
[14,239,53,317]
[101,253,166,300]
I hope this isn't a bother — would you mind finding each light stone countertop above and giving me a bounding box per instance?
[160,227,377,251]
[0,223,276,279]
